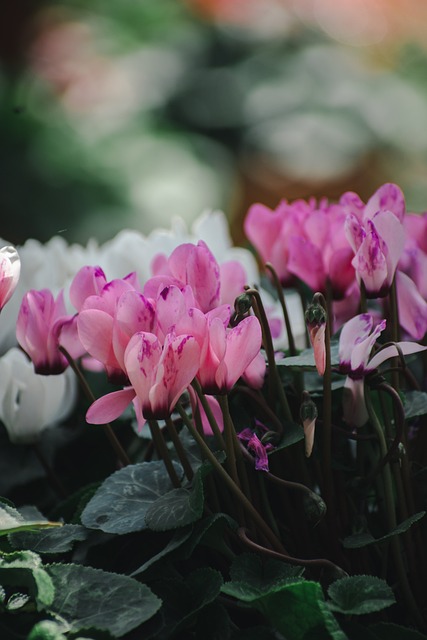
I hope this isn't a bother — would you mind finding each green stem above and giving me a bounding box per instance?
[245,287,292,424]
[217,395,240,488]
[148,420,181,488]
[59,346,131,467]
[265,262,297,355]
[365,386,425,629]
[165,417,194,481]
[313,293,334,513]
[177,402,286,553]
[191,379,227,450]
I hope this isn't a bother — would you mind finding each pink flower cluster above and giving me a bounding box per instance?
[16,241,263,430]
[245,183,427,340]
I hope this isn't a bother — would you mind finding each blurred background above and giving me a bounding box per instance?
[3,0,427,246]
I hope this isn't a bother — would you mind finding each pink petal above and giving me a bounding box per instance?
[339,314,374,370]
[395,270,427,340]
[86,387,136,424]
[222,316,262,392]
[77,309,116,367]
[365,183,405,223]
[368,340,427,371]
[69,266,107,311]
[242,351,266,389]
[287,237,325,292]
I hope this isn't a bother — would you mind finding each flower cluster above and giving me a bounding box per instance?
[16,240,264,431]
[245,183,427,339]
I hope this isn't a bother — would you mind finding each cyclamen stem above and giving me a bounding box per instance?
[237,528,346,577]
[365,385,425,630]
[312,293,334,515]
[165,417,194,481]
[191,379,226,450]
[245,287,292,424]
[148,420,181,488]
[265,262,297,356]
[176,401,286,554]
[217,394,240,489]
[59,346,131,467]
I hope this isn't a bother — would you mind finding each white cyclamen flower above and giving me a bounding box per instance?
[0,348,77,444]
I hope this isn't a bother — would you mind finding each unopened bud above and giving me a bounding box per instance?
[234,293,253,316]
[305,299,327,376]
[303,490,327,524]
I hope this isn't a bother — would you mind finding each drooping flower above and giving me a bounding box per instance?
[0,246,20,311]
[16,289,80,375]
[338,313,426,427]
[238,427,273,472]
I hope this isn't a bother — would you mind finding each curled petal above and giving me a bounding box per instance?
[86,387,136,424]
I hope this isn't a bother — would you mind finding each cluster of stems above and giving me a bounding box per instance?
[63,266,426,631]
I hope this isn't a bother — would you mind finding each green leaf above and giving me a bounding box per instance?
[154,567,223,639]
[270,421,304,450]
[131,513,236,577]
[145,462,206,531]
[0,503,62,536]
[0,550,54,610]
[46,562,161,637]
[277,343,340,370]
[221,552,304,601]
[28,620,68,640]
[255,581,347,640]
[9,524,88,554]
[403,390,427,419]
[81,461,182,534]
[327,575,395,615]
[342,512,426,548]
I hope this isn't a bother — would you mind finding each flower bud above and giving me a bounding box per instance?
[305,298,327,376]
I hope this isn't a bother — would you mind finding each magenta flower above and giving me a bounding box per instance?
[0,246,20,311]
[245,198,355,299]
[238,428,272,472]
[16,289,78,374]
[344,184,406,297]
[144,241,221,313]
[339,314,426,427]
[86,331,201,427]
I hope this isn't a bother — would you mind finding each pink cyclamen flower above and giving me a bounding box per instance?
[197,315,263,395]
[76,273,149,383]
[0,246,20,311]
[245,198,355,299]
[86,331,200,427]
[16,289,79,374]
[145,240,221,313]
[344,183,406,298]
[339,313,426,427]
